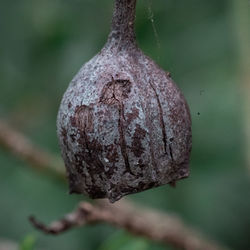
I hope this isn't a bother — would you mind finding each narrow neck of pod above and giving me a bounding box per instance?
[107,0,137,48]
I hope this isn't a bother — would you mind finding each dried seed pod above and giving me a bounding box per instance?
[57,0,192,203]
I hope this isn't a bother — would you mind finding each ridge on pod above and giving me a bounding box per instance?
[57,0,192,203]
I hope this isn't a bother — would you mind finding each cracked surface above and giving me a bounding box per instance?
[57,42,192,202]
[57,0,192,203]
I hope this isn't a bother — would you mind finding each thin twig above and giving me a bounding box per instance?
[0,119,228,250]
[0,119,65,180]
[30,200,227,250]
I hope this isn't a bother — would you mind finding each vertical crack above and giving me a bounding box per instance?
[149,81,168,154]
[133,64,158,174]
[169,144,173,161]
[117,102,133,175]
[100,77,133,175]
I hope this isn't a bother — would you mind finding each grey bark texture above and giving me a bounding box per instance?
[57,0,192,202]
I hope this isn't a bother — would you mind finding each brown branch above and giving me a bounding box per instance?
[0,119,228,250]
[30,200,227,250]
[0,119,65,180]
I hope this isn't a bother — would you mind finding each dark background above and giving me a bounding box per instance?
[0,0,249,249]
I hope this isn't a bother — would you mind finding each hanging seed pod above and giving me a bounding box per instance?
[57,0,192,203]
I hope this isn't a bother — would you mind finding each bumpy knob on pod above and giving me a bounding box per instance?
[57,0,192,203]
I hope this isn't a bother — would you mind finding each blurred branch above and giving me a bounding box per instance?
[232,0,250,172]
[0,119,65,180]
[0,119,228,250]
[30,199,227,250]
[0,239,18,250]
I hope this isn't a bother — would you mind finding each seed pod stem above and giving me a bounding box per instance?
[107,0,137,47]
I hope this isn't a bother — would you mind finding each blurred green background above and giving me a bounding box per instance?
[0,0,249,249]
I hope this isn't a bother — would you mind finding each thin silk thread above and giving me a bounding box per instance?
[146,0,161,60]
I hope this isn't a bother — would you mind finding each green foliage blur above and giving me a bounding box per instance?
[0,0,249,249]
